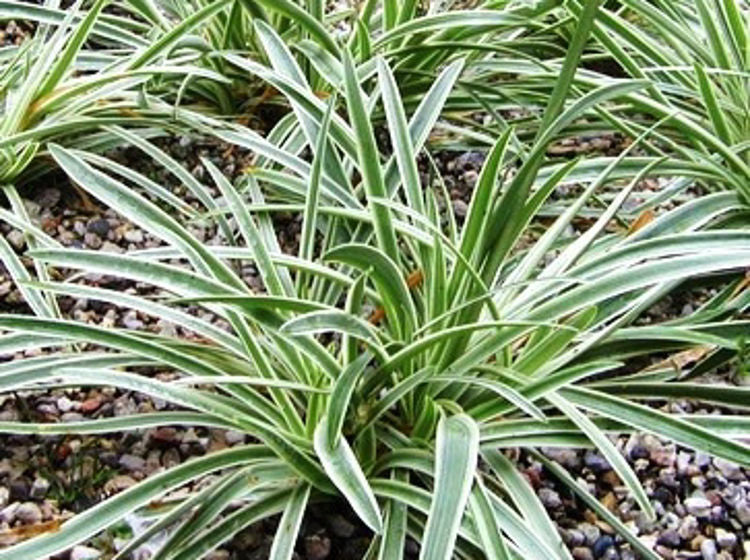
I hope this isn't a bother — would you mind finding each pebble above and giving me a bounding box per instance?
[15,501,42,524]
[7,478,26,501]
[580,523,600,545]
[584,451,611,472]
[80,397,101,413]
[6,230,25,250]
[700,539,717,560]
[224,430,245,445]
[70,545,101,560]
[162,448,181,468]
[538,487,562,509]
[124,229,144,243]
[543,447,581,469]
[684,497,712,517]
[451,199,468,218]
[0,487,7,508]
[104,475,137,494]
[30,477,49,499]
[713,458,744,481]
[328,513,356,538]
[0,502,19,523]
[151,427,179,446]
[563,528,585,547]
[714,528,736,549]
[572,547,594,560]
[87,218,110,237]
[735,501,750,525]
[35,187,61,208]
[592,534,614,557]
[84,232,102,249]
[122,310,144,330]
[678,515,699,540]
[119,454,146,472]
[56,396,75,413]
[304,535,331,560]
[657,528,681,548]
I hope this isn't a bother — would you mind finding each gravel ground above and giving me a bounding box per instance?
[0,140,747,559]
[0,14,747,556]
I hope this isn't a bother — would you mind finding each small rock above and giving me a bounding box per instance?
[123,229,144,243]
[584,451,611,473]
[162,448,181,469]
[653,486,673,504]
[657,529,681,548]
[0,487,8,508]
[118,454,146,472]
[9,479,30,501]
[538,487,562,509]
[452,199,468,218]
[15,502,42,524]
[151,427,178,446]
[655,544,674,559]
[70,545,101,560]
[34,187,61,208]
[56,396,75,413]
[684,496,712,517]
[328,513,356,538]
[6,230,25,250]
[593,535,614,558]
[651,443,676,467]
[713,458,744,481]
[104,475,137,494]
[735,501,750,525]
[462,170,478,186]
[563,529,586,547]
[700,539,717,560]
[0,502,19,523]
[84,232,102,249]
[122,310,143,330]
[304,535,331,560]
[580,523,600,545]
[678,516,699,540]
[714,528,736,550]
[628,444,650,461]
[572,547,594,560]
[30,477,49,499]
[80,398,101,413]
[224,430,245,445]
[694,452,711,469]
[543,447,581,469]
[87,219,110,237]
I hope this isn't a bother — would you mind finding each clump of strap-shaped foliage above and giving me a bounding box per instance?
[0,1,749,560]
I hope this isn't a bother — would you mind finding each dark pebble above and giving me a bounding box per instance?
[87,218,110,237]
[629,445,650,460]
[9,478,30,501]
[657,528,681,548]
[327,513,356,538]
[584,451,611,473]
[592,535,615,558]
[653,486,673,504]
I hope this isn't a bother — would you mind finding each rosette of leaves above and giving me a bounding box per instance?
[0,16,749,560]
[0,0,231,186]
